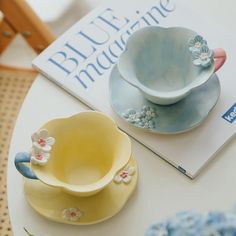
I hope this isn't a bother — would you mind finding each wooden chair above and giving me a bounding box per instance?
[0,0,55,55]
[0,2,56,235]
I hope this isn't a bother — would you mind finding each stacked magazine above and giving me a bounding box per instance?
[32,0,236,178]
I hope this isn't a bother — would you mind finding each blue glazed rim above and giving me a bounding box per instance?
[117,26,215,105]
[109,65,220,135]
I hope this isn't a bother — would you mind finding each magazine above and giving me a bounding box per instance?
[32,0,236,178]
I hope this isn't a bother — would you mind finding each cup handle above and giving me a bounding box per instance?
[213,48,227,72]
[15,152,38,179]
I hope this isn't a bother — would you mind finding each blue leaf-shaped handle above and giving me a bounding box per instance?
[15,152,38,179]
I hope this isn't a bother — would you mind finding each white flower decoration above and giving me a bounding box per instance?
[62,208,83,222]
[141,106,156,120]
[188,35,207,52]
[139,119,155,129]
[122,109,141,123]
[192,45,213,68]
[30,147,50,166]
[123,106,157,129]
[31,129,55,152]
[114,165,135,184]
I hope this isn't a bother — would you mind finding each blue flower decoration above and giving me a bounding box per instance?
[168,211,205,236]
[140,106,156,120]
[192,45,213,68]
[188,34,213,68]
[138,118,156,129]
[146,210,236,236]
[122,106,157,129]
[188,35,207,52]
[146,222,168,236]
[122,109,140,124]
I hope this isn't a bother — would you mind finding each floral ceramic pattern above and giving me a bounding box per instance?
[114,165,135,184]
[31,129,55,152]
[146,210,236,236]
[62,208,83,222]
[141,106,156,120]
[188,35,213,68]
[30,129,55,166]
[188,35,207,52]
[123,106,157,129]
[30,147,50,166]
[123,109,140,124]
[192,45,213,68]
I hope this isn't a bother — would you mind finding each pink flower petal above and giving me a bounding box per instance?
[38,138,46,147]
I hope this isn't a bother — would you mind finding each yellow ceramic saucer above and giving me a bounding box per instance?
[24,156,138,225]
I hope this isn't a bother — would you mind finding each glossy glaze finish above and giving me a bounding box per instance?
[24,156,138,225]
[118,26,217,105]
[16,111,132,197]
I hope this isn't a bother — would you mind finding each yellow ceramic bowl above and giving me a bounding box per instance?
[16,112,132,197]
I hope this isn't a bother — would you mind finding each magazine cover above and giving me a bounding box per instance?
[32,0,236,178]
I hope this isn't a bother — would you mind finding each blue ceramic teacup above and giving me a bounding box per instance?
[118,26,226,105]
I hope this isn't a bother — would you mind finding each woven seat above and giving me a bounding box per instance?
[0,1,55,235]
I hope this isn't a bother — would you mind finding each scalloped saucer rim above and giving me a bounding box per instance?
[109,65,220,134]
[24,156,138,225]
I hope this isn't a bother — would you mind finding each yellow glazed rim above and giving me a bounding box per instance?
[31,111,132,196]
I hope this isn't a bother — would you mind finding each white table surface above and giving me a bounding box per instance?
[7,1,236,235]
[7,73,236,236]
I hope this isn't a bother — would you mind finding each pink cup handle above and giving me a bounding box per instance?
[213,48,227,72]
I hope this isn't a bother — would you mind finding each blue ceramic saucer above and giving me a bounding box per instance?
[109,65,220,134]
